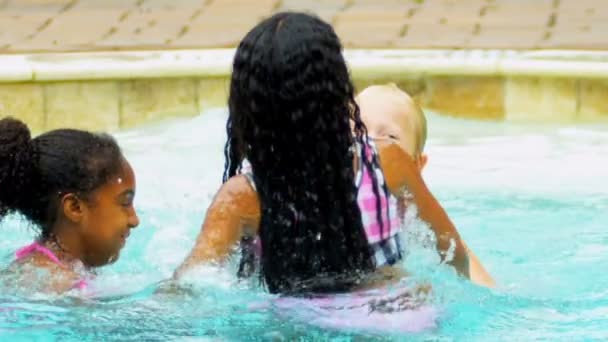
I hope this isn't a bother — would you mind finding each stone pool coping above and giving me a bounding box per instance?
[2,49,608,82]
[1,49,607,133]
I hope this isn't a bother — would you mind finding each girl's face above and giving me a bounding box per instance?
[79,157,139,267]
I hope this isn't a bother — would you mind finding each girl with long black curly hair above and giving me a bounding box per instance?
[175,12,468,295]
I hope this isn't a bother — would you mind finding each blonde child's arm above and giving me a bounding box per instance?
[376,141,470,278]
[173,176,260,279]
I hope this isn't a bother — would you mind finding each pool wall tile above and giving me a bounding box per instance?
[0,83,45,133]
[197,77,229,113]
[353,76,429,117]
[505,77,578,122]
[354,77,427,104]
[578,79,608,122]
[4,71,608,133]
[119,78,198,129]
[44,81,120,131]
[425,76,505,120]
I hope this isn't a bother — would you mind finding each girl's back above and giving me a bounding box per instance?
[175,12,469,295]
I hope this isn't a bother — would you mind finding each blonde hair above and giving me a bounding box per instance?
[362,83,427,155]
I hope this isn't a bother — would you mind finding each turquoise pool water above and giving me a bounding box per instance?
[1,110,607,340]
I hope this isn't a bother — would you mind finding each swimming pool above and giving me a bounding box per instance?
[1,109,607,340]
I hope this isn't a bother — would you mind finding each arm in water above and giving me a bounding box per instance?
[463,241,495,287]
[375,140,471,279]
[173,176,260,279]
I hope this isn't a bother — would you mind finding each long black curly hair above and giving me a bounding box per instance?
[224,12,388,294]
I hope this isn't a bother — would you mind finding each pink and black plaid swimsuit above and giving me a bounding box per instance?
[239,139,404,274]
[354,140,403,266]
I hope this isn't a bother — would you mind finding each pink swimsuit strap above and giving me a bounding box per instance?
[355,141,401,243]
[15,242,64,266]
[15,242,89,290]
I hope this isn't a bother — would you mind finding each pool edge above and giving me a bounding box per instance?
[1,49,607,132]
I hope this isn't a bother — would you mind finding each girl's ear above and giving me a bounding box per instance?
[61,193,85,223]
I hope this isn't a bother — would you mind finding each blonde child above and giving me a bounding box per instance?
[357,84,495,288]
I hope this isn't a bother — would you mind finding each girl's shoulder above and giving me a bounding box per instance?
[3,256,82,294]
[216,175,261,226]
[221,174,256,198]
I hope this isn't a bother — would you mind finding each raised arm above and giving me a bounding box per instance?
[376,141,470,277]
[173,176,260,279]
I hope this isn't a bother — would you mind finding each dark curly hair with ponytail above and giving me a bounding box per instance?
[224,12,388,294]
[0,117,123,239]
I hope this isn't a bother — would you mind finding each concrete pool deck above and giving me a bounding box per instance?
[1,0,608,132]
[1,0,607,52]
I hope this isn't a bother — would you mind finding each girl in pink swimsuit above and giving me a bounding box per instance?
[0,117,140,294]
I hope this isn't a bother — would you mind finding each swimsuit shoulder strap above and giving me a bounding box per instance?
[243,172,257,192]
[240,159,257,192]
[15,242,64,267]
[15,242,91,290]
